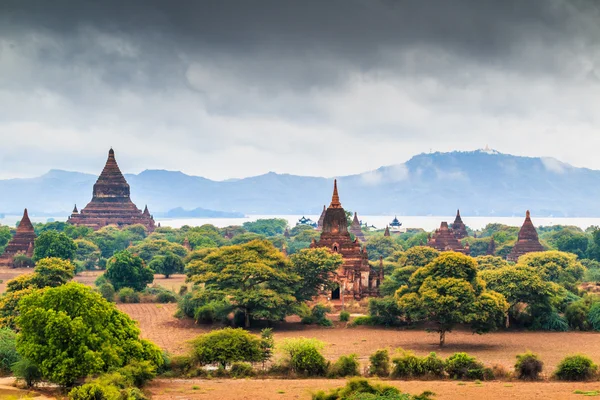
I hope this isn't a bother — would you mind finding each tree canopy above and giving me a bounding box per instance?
[148,252,184,278]
[105,250,154,291]
[33,231,77,261]
[290,247,343,302]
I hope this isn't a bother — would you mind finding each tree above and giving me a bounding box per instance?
[517,251,585,290]
[187,240,299,327]
[148,252,184,278]
[290,248,343,302]
[242,219,287,237]
[89,226,132,258]
[129,239,188,263]
[16,282,163,387]
[191,328,264,369]
[74,239,101,270]
[105,251,154,291]
[33,231,76,261]
[396,252,508,346]
[366,236,402,260]
[475,255,509,271]
[547,229,589,259]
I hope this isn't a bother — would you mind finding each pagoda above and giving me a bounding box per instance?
[383,226,391,237]
[389,216,402,232]
[507,211,544,262]
[452,209,468,239]
[311,180,381,299]
[0,209,36,267]
[316,205,326,231]
[487,236,496,256]
[67,149,155,232]
[427,221,470,254]
[349,212,366,242]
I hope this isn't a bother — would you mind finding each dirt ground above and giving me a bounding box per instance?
[148,378,600,400]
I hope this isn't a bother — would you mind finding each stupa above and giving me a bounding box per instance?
[311,180,381,299]
[316,205,326,231]
[487,236,496,256]
[427,221,470,254]
[383,226,391,237]
[349,212,366,242]
[0,209,36,267]
[507,211,544,262]
[68,149,155,232]
[452,210,468,239]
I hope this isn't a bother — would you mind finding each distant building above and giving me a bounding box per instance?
[0,208,36,267]
[389,216,402,232]
[383,226,391,237]
[296,216,317,228]
[316,205,326,231]
[451,209,469,239]
[311,180,381,300]
[507,211,544,262]
[427,221,470,254]
[487,236,496,256]
[67,149,155,231]
[349,212,366,242]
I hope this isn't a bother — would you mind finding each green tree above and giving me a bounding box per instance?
[290,248,343,302]
[33,231,76,261]
[105,251,154,291]
[242,219,287,237]
[366,236,402,260]
[191,328,263,369]
[475,255,509,271]
[148,252,184,278]
[546,229,589,258]
[397,246,440,268]
[396,252,508,346]
[16,282,163,387]
[187,240,299,327]
[0,226,11,252]
[74,239,101,270]
[129,239,188,263]
[517,251,586,290]
[89,226,132,258]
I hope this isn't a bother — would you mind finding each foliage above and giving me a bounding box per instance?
[186,240,299,327]
[517,251,586,290]
[193,298,233,324]
[396,246,440,268]
[565,300,590,331]
[588,302,600,331]
[397,252,508,345]
[16,282,163,386]
[12,254,34,268]
[475,255,509,271]
[312,378,435,400]
[391,351,444,379]
[329,354,360,377]
[230,362,255,378]
[11,358,42,388]
[99,283,116,302]
[302,304,333,326]
[554,355,597,381]
[106,250,154,291]
[74,239,101,270]
[148,252,185,278]
[33,230,77,261]
[290,248,343,302]
[129,239,188,263]
[369,349,390,377]
[0,328,18,375]
[7,257,75,292]
[191,328,264,369]
[533,311,569,332]
[444,352,486,380]
[279,338,327,376]
[366,236,402,260]
[242,218,287,236]
[118,287,140,303]
[368,297,402,326]
[340,310,350,322]
[259,328,275,365]
[514,352,543,380]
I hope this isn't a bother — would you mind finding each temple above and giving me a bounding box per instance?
[316,205,326,231]
[487,236,496,256]
[452,210,468,239]
[349,212,366,242]
[383,226,390,237]
[67,149,156,232]
[0,209,36,267]
[427,221,470,254]
[389,216,402,232]
[311,180,381,299]
[507,211,544,262]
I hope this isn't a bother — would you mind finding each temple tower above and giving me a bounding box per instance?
[452,209,468,239]
[0,208,37,266]
[507,211,544,262]
[349,212,366,242]
[427,221,469,254]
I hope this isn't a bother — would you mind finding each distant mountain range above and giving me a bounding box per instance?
[2,149,600,217]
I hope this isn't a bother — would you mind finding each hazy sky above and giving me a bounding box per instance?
[1,0,599,180]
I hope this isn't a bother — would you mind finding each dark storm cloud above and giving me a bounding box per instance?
[0,0,599,179]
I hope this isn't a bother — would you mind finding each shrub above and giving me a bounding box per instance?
[312,378,435,400]
[588,303,600,331]
[99,283,116,302]
[421,352,445,378]
[230,362,255,378]
[536,311,569,332]
[118,287,140,303]
[369,349,390,377]
[348,316,375,327]
[69,382,121,400]
[515,352,543,380]
[95,274,108,287]
[156,291,178,303]
[302,304,333,326]
[192,328,263,369]
[12,254,34,268]
[194,299,233,324]
[291,346,328,376]
[339,310,350,322]
[168,355,193,376]
[368,297,402,326]
[0,328,19,375]
[329,354,360,378]
[119,360,156,387]
[554,355,597,381]
[565,300,590,331]
[445,353,486,380]
[391,351,424,379]
[11,358,42,388]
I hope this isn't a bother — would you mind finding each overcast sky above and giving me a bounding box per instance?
[1,0,599,180]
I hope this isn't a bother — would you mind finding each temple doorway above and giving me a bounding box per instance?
[331,287,340,300]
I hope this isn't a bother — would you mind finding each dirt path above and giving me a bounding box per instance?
[0,377,54,399]
[148,378,600,400]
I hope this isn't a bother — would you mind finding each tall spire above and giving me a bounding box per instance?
[18,208,34,232]
[384,225,390,237]
[330,179,342,208]
[73,204,78,214]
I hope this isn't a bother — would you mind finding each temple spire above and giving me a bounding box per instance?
[19,208,34,231]
[330,179,342,208]
[384,225,390,237]
[73,204,78,214]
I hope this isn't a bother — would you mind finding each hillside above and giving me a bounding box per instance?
[1,150,599,217]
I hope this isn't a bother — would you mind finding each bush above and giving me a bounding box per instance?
[444,353,486,380]
[348,316,375,327]
[168,355,193,376]
[588,303,600,331]
[312,378,435,400]
[368,297,402,326]
[339,310,350,322]
[95,274,108,287]
[118,287,140,303]
[230,362,255,378]
[192,328,263,369]
[12,358,42,388]
[515,352,543,380]
[69,382,121,400]
[391,351,424,378]
[0,328,19,375]
[421,352,445,378]
[537,311,569,332]
[369,349,390,377]
[565,300,590,331]
[12,254,34,268]
[302,304,333,326]
[329,354,360,378]
[194,299,233,324]
[291,346,328,376]
[156,291,178,303]
[554,355,597,381]
[119,360,156,387]
[99,283,116,302]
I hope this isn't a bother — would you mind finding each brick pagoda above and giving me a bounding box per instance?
[349,212,366,242]
[316,205,326,231]
[311,180,381,299]
[452,209,468,239]
[427,221,470,254]
[0,208,36,267]
[507,210,544,262]
[68,149,155,232]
